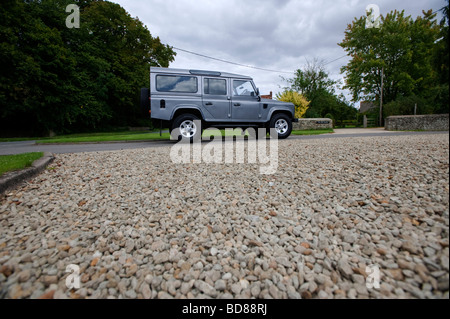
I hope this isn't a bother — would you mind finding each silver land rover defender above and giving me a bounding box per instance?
[141,67,297,141]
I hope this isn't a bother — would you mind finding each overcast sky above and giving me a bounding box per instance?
[112,0,445,105]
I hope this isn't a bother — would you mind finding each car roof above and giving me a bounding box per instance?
[150,67,252,80]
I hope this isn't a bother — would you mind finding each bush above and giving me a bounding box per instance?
[275,90,310,118]
[383,95,434,118]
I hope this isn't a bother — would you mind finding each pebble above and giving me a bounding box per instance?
[194,280,217,297]
[214,279,226,291]
[141,284,151,299]
[338,260,353,280]
[0,134,448,299]
[18,270,31,283]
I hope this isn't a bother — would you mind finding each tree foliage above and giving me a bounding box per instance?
[282,59,358,123]
[383,95,434,118]
[287,59,338,106]
[275,90,310,119]
[339,6,448,115]
[0,0,175,136]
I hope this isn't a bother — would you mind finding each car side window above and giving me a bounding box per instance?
[233,80,255,96]
[204,78,227,95]
[156,75,198,93]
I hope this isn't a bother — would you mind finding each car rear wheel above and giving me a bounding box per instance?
[171,114,202,142]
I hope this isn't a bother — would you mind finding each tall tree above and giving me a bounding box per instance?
[0,0,175,136]
[282,59,357,122]
[339,9,442,108]
[431,0,449,114]
[285,59,338,107]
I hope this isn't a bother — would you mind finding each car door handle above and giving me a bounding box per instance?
[234,103,241,106]
[205,102,213,106]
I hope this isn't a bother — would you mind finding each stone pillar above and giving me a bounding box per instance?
[363,115,368,128]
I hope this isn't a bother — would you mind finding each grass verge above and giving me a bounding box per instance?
[0,137,39,142]
[36,131,170,144]
[291,129,334,135]
[9,128,334,144]
[0,152,44,176]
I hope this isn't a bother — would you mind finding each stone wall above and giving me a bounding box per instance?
[293,118,333,130]
[385,114,449,131]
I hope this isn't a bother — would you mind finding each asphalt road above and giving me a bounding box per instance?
[0,129,447,155]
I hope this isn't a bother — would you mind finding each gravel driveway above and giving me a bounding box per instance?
[0,134,448,299]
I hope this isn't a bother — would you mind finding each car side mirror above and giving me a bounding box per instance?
[256,88,261,101]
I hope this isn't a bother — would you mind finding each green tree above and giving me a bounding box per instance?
[285,59,337,107]
[80,0,175,128]
[431,0,449,114]
[0,0,77,135]
[383,95,434,117]
[0,0,176,136]
[339,9,443,111]
[282,59,357,122]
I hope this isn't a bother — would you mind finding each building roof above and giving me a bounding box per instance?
[261,91,273,99]
[150,67,252,80]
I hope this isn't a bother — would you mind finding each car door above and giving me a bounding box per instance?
[202,77,231,122]
[231,79,261,121]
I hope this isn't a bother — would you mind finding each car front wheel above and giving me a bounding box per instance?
[269,114,292,139]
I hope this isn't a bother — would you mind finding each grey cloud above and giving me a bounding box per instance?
[113,0,445,99]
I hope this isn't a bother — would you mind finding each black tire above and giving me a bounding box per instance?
[171,114,202,143]
[269,113,292,139]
